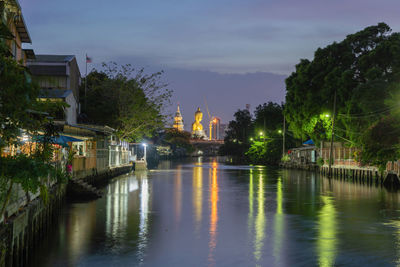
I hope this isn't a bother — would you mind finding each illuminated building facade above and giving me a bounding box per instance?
[173,105,184,131]
[211,117,221,140]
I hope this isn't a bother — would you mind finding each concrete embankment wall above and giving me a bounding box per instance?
[81,165,131,186]
[0,184,66,267]
[0,165,131,267]
[281,162,390,186]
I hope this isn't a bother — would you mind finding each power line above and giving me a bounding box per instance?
[338,103,400,118]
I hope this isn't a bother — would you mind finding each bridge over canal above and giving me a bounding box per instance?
[189,139,224,156]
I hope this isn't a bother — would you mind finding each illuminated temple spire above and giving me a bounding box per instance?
[173,104,184,131]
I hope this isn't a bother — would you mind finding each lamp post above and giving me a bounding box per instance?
[142,143,147,162]
[328,90,337,178]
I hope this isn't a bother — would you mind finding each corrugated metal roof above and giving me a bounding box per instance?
[33,55,75,63]
[6,0,32,43]
[15,15,31,43]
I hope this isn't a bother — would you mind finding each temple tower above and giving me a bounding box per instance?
[173,105,184,131]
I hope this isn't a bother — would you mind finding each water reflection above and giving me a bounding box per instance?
[317,194,337,267]
[273,176,284,265]
[68,201,97,265]
[33,161,400,267]
[208,161,219,266]
[193,162,203,233]
[104,172,151,262]
[248,169,254,235]
[137,171,150,261]
[174,165,182,224]
[254,173,266,263]
[105,178,129,240]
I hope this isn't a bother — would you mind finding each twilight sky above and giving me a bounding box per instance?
[19,0,400,130]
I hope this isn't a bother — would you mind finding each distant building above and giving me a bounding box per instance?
[27,55,81,125]
[219,123,228,140]
[172,105,184,131]
[211,117,221,140]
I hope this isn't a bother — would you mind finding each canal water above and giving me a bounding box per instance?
[33,158,400,266]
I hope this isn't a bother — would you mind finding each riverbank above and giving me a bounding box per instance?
[0,165,132,267]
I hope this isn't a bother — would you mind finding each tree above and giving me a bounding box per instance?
[253,102,284,134]
[81,63,172,142]
[359,116,400,173]
[219,109,253,161]
[160,128,194,157]
[285,23,400,146]
[0,15,65,220]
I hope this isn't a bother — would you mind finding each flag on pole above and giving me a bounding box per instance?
[86,55,92,63]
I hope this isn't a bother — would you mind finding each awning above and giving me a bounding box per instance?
[33,135,83,147]
[303,139,315,145]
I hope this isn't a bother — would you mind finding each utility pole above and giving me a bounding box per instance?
[263,117,266,137]
[282,115,286,157]
[328,90,337,178]
[85,54,88,112]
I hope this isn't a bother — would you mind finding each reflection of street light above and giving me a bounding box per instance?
[142,143,147,162]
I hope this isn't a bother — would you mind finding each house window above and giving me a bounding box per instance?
[73,142,86,156]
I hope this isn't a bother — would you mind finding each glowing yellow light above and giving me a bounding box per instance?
[273,177,284,265]
[212,160,218,169]
[248,169,254,234]
[278,130,282,134]
[208,164,219,266]
[254,174,265,262]
[259,131,264,136]
[193,163,203,230]
[317,195,337,267]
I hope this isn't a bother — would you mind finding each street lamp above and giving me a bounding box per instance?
[278,130,282,134]
[142,143,147,162]
[250,137,254,141]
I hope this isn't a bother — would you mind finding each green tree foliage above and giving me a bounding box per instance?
[219,109,252,161]
[359,116,400,173]
[246,138,282,165]
[253,102,284,134]
[0,13,65,220]
[160,128,194,156]
[82,63,172,142]
[247,102,297,165]
[285,23,400,147]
